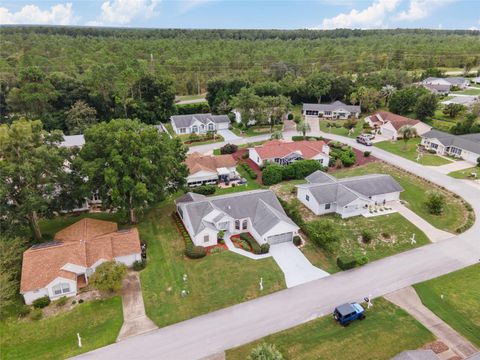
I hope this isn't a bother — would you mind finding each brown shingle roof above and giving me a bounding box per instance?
[185,152,236,174]
[377,111,420,130]
[21,219,140,293]
[253,140,327,160]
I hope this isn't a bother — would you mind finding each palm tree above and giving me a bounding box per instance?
[398,125,418,150]
[296,120,311,139]
[380,85,396,105]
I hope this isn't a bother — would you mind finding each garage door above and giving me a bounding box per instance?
[267,232,293,245]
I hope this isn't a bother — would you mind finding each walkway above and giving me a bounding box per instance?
[389,202,454,243]
[217,129,241,141]
[116,272,158,342]
[385,287,478,359]
[428,160,474,175]
[269,242,329,288]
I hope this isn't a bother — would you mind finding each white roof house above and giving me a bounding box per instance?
[170,113,230,135]
[302,101,360,119]
[421,130,480,164]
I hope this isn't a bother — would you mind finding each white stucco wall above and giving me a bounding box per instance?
[115,253,142,267]
[249,148,263,166]
[371,192,401,203]
[23,288,50,305]
[192,227,218,247]
[338,198,369,218]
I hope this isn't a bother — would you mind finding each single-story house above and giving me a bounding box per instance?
[302,101,360,119]
[20,219,141,305]
[170,113,230,135]
[472,77,480,84]
[176,190,299,247]
[249,140,330,167]
[185,152,238,187]
[422,83,450,96]
[297,171,403,218]
[60,135,85,148]
[421,130,480,164]
[422,77,470,91]
[441,95,479,107]
[365,111,432,140]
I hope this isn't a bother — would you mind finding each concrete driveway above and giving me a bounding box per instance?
[217,129,241,141]
[427,160,474,175]
[269,242,329,288]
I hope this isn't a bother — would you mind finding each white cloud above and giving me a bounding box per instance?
[88,0,160,26]
[0,3,77,25]
[397,0,455,21]
[317,0,401,30]
[178,0,216,14]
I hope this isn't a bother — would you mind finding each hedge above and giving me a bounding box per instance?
[175,102,210,115]
[262,164,284,185]
[33,296,51,309]
[185,245,207,259]
[190,185,216,195]
[220,143,238,154]
[263,160,324,185]
[240,233,262,254]
[336,256,357,270]
[241,163,258,179]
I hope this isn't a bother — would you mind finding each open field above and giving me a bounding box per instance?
[414,264,480,347]
[226,298,435,360]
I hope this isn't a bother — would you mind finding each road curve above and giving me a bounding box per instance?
[75,130,480,360]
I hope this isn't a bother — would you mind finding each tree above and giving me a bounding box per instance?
[89,261,127,292]
[414,93,437,121]
[389,87,427,115]
[230,87,266,127]
[328,76,354,102]
[306,72,332,103]
[380,85,396,105]
[296,120,311,139]
[264,95,291,131]
[358,87,381,113]
[0,236,26,315]
[0,120,67,240]
[79,119,188,224]
[271,131,283,140]
[398,125,418,150]
[425,191,445,215]
[443,103,465,118]
[305,220,339,252]
[65,100,97,135]
[248,343,284,360]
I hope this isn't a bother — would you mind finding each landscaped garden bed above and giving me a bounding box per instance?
[230,233,269,254]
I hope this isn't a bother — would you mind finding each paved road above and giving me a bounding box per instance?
[76,130,480,360]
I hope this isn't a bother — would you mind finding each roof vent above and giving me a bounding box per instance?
[227,205,231,210]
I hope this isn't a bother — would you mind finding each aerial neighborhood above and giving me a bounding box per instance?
[1,21,480,360]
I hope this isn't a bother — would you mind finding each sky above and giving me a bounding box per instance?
[0,0,479,30]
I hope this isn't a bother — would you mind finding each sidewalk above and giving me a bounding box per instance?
[385,287,478,359]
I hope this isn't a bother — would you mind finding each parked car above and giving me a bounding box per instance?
[333,303,365,326]
[356,135,372,146]
[363,133,375,140]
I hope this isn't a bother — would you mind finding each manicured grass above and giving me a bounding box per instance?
[139,201,286,328]
[333,162,471,233]
[226,298,435,360]
[232,124,282,137]
[414,265,480,347]
[375,138,452,166]
[319,119,364,137]
[0,297,123,360]
[175,93,207,101]
[215,166,264,195]
[452,88,480,96]
[448,166,480,179]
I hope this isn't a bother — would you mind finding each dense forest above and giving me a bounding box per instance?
[0,27,479,132]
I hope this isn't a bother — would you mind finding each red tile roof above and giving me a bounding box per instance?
[253,140,327,160]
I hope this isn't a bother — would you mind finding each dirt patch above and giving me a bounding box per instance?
[42,289,104,318]
[423,341,449,354]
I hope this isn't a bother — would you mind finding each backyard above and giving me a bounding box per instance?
[375,138,453,166]
[226,298,435,360]
[414,264,480,347]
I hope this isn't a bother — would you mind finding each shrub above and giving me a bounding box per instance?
[185,245,207,259]
[305,220,339,252]
[363,151,371,157]
[56,296,68,307]
[340,149,356,167]
[260,243,270,254]
[191,185,216,195]
[78,299,84,304]
[288,160,323,179]
[293,235,302,246]
[356,256,369,266]
[89,261,128,292]
[133,259,147,271]
[240,233,262,254]
[248,343,284,360]
[361,230,374,244]
[337,256,357,270]
[220,143,238,154]
[262,164,283,185]
[291,135,323,141]
[217,230,225,240]
[209,247,225,254]
[242,152,249,159]
[72,300,77,305]
[425,191,446,215]
[176,102,210,115]
[277,197,305,228]
[287,113,294,120]
[33,296,51,309]
[30,308,42,321]
[241,163,257,179]
[17,305,31,317]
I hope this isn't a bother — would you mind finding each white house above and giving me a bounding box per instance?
[176,190,299,247]
[297,171,403,218]
[421,130,480,164]
[185,152,238,187]
[249,140,330,167]
[170,113,230,135]
[20,219,141,304]
[365,111,431,140]
[422,77,470,92]
[302,101,360,119]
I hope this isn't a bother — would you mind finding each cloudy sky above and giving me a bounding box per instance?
[0,0,479,30]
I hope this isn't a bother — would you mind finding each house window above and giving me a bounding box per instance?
[180,128,186,134]
[192,125,198,133]
[325,203,331,210]
[235,220,240,230]
[305,194,310,201]
[242,219,248,230]
[208,123,214,131]
[324,111,331,116]
[204,235,209,243]
[52,283,71,296]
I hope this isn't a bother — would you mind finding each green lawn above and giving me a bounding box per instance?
[175,93,207,101]
[452,88,480,96]
[414,265,480,347]
[375,138,452,166]
[231,124,282,137]
[448,166,480,179]
[215,165,264,195]
[319,119,364,137]
[226,298,435,360]
[0,297,123,360]
[332,162,471,233]
[139,201,286,328]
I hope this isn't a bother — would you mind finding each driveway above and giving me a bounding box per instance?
[427,160,474,175]
[269,242,329,288]
[306,116,320,133]
[217,129,241,141]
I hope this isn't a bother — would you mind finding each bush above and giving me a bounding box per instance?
[277,197,305,228]
[185,245,207,259]
[287,113,294,120]
[30,308,43,321]
[242,152,249,159]
[240,233,262,254]
[337,256,357,270]
[220,143,238,154]
[72,300,77,305]
[262,164,283,185]
[56,296,68,307]
[363,151,371,157]
[425,191,446,215]
[248,343,284,360]
[191,185,216,195]
[340,150,356,167]
[361,230,374,244]
[260,243,270,254]
[78,299,84,304]
[305,220,339,252]
[89,261,128,292]
[133,259,147,271]
[356,256,369,266]
[17,305,31,317]
[33,296,51,309]
[291,135,324,141]
[241,163,258,179]
[293,235,302,246]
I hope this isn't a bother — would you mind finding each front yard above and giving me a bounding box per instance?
[448,166,479,179]
[375,138,453,166]
[139,201,286,328]
[231,124,282,137]
[226,298,435,360]
[319,118,364,137]
[414,264,480,347]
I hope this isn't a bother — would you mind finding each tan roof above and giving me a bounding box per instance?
[253,140,327,160]
[377,111,420,130]
[21,219,140,293]
[185,152,236,175]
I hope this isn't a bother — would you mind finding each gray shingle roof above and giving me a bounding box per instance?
[422,130,480,155]
[305,170,336,184]
[302,101,360,113]
[175,192,206,204]
[171,113,230,128]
